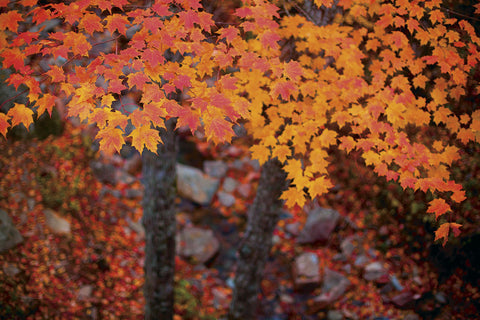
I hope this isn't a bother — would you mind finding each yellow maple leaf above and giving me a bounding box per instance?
[280,186,306,208]
[129,125,161,153]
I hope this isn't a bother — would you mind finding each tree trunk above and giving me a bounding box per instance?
[228,159,288,320]
[142,119,177,320]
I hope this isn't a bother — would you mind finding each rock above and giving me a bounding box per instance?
[77,285,93,301]
[404,314,420,320]
[340,235,359,258]
[285,222,301,237]
[116,171,136,185]
[293,252,321,291]
[222,177,238,193]
[354,254,370,267]
[90,160,117,185]
[327,310,344,320]
[176,227,220,264]
[3,262,20,277]
[434,291,447,304]
[310,267,350,311]
[43,209,71,235]
[203,160,228,179]
[389,274,404,291]
[364,262,388,282]
[217,191,236,207]
[296,207,340,244]
[391,291,416,309]
[0,209,23,252]
[176,164,220,205]
[237,183,251,198]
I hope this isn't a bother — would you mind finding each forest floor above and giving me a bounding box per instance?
[0,121,479,320]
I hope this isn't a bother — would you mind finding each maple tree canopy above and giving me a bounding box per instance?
[1,0,479,245]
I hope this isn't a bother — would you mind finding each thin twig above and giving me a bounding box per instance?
[440,6,480,23]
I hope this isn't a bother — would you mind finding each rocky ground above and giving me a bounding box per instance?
[1,123,479,319]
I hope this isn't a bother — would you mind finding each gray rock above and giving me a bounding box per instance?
[217,191,236,207]
[354,254,370,267]
[77,285,93,301]
[293,252,321,291]
[176,227,220,264]
[364,261,388,281]
[176,164,220,205]
[391,291,415,309]
[222,177,239,193]
[340,235,359,257]
[203,160,228,179]
[310,268,351,310]
[3,263,20,277]
[327,310,344,320]
[285,222,301,237]
[0,209,23,252]
[297,207,340,244]
[237,183,251,198]
[44,209,71,235]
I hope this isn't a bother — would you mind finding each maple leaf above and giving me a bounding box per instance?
[203,115,235,144]
[280,186,306,208]
[129,125,161,153]
[272,80,297,100]
[36,93,57,116]
[105,14,130,36]
[0,47,25,70]
[435,223,461,247]
[0,113,10,138]
[46,65,66,83]
[218,26,239,43]
[7,103,34,130]
[250,144,271,166]
[308,175,333,199]
[427,198,451,219]
[284,61,303,82]
[95,127,124,155]
[79,13,104,35]
[0,11,23,32]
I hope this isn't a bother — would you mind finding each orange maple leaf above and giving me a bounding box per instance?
[0,113,10,137]
[105,14,130,36]
[435,222,462,246]
[427,198,451,219]
[95,127,124,155]
[36,93,57,116]
[0,11,23,32]
[7,103,33,130]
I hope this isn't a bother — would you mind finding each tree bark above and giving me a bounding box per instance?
[228,158,289,320]
[142,119,177,320]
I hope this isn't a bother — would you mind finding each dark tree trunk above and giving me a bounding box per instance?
[228,159,289,320]
[141,119,177,320]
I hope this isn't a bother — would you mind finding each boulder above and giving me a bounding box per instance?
[297,207,340,244]
[176,164,220,205]
[0,209,23,252]
[292,252,321,291]
[176,227,220,264]
[44,209,71,235]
